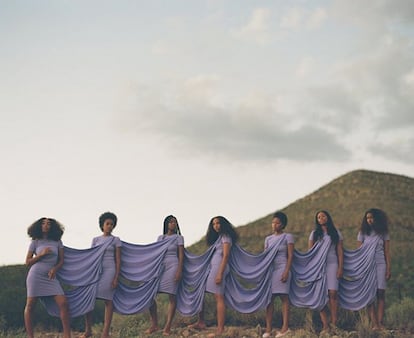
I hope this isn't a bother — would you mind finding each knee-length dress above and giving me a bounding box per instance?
[157,234,184,295]
[264,233,294,294]
[206,234,232,295]
[357,231,390,290]
[92,235,122,300]
[26,239,65,297]
[309,230,343,291]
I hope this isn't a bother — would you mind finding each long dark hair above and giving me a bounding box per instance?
[206,216,238,246]
[361,208,389,235]
[163,215,182,235]
[27,217,64,241]
[312,210,339,245]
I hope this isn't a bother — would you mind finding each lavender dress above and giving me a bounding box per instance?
[157,234,184,295]
[357,231,390,289]
[206,234,232,295]
[309,230,343,291]
[264,233,294,294]
[92,235,122,300]
[26,239,65,297]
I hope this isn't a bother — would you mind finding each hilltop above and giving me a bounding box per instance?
[188,169,414,301]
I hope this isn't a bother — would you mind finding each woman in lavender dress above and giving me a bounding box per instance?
[24,217,71,338]
[146,215,184,336]
[262,211,294,338]
[358,208,391,330]
[81,212,122,338]
[308,210,343,334]
[189,216,238,336]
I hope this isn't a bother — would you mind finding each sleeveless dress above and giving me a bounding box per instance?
[264,233,294,294]
[357,231,390,289]
[157,234,184,295]
[206,234,232,295]
[26,239,65,297]
[309,230,343,290]
[91,235,122,300]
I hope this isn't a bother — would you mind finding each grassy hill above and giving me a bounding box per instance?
[1,169,413,334]
[188,169,414,302]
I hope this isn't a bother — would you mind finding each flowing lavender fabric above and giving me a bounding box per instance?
[41,233,381,318]
[339,236,379,310]
[224,238,284,313]
[290,237,331,311]
[176,245,216,316]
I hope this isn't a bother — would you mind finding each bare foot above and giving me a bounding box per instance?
[188,322,206,330]
[78,333,92,338]
[145,326,159,334]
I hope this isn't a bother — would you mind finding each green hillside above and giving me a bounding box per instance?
[188,169,414,302]
[1,169,413,332]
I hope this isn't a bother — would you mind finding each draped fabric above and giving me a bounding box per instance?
[339,236,379,310]
[41,233,382,317]
[290,238,331,310]
[225,237,285,313]
[176,245,216,316]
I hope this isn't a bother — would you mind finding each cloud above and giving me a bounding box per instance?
[118,76,350,162]
[280,6,327,31]
[232,7,272,44]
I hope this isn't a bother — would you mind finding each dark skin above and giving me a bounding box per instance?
[24,218,71,338]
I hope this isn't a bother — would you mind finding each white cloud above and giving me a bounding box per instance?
[233,7,272,44]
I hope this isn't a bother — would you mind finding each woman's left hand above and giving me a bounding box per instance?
[215,273,223,285]
[48,267,57,279]
[111,278,119,289]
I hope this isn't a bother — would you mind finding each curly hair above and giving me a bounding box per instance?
[273,211,288,229]
[163,215,182,235]
[312,210,339,245]
[360,208,389,235]
[27,217,64,241]
[206,216,238,246]
[99,212,118,231]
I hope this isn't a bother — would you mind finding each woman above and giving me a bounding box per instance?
[24,217,71,338]
[146,215,184,336]
[80,212,122,338]
[262,211,294,338]
[189,216,238,336]
[308,210,343,334]
[358,208,391,330]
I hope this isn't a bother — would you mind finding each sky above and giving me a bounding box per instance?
[1,0,413,265]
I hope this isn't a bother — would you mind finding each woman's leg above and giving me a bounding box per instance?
[368,302,379,329]
[163,294,177,335]
[377,289,386,328]
[54,295,71,338]
[101,300,114,338]
[80,311,93,338]
[328,290,338,326]
[264,295,275,335]
[279,294,290,333]
[145,301,159,333]
[319,307,329,332]
[188,300,206,329]
[215,293,226,334]
[24,297,37,338]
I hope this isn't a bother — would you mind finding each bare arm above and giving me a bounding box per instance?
[308,239,314,250]
[215,242,230,285]
[384,239,391,280]
[357,241,363,248]
[175,245,184,281]
[336,240,344,279]
[112,246,121,288]
[25,247,52,267]
[281,242,294,282]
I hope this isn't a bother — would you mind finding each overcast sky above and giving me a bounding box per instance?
[1,0,413,265]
